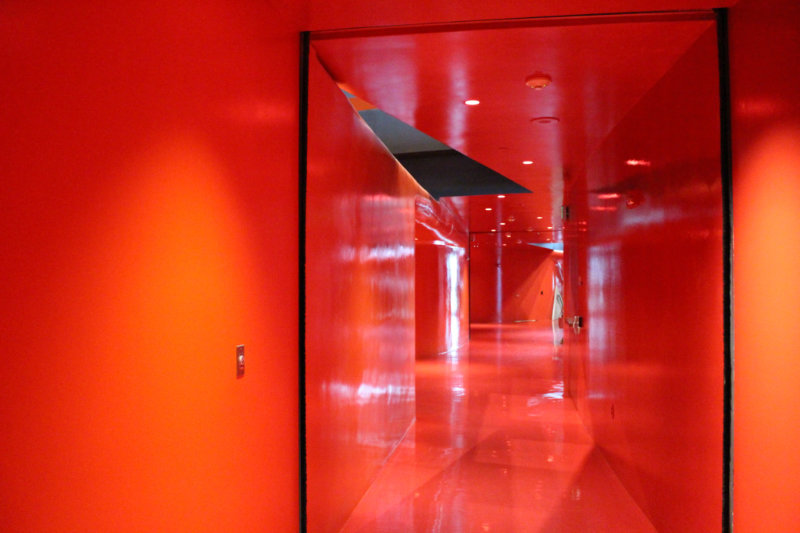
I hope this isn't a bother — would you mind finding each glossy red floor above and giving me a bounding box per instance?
[341,324,655,532]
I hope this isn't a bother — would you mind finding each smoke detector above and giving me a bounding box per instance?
[525,72,552,90]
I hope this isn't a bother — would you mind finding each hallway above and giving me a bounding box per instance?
[341,324,655,532]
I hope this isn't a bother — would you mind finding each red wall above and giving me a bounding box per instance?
[305,50,420,533]
[0,2,300,530]
[730,0,800,530]
[306,0,732,31]
[470,234,558,324]
[563,27,723,531]
[415,197,469,358]
[2,1,796,531]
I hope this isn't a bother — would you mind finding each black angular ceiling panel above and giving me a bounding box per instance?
[394,150,530,199]
[358,107,530,200]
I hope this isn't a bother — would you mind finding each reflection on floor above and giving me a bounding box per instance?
[341,323,655,533]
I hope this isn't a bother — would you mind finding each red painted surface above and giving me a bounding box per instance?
[313,17,714,237]
[415,197,469,358]
[466,193,563,238]
[563,28,723,531]
[342,324,656,532]
[305,50,421,533]
[307,0,733,32]
[470,232,559,324]
[730,0,800,530]
[2,0,796,530]
[0,2,299,530]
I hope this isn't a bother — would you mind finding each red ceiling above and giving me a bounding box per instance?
[312,12,716,238]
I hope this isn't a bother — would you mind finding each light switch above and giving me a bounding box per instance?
[236,345,245,378]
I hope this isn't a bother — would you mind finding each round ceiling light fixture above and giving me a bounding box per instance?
[525,72,552,90]
[531,116,560,125]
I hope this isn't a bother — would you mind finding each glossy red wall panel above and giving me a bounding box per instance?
[414,243,469,357]
[0,2,299,530]
[305,50,419,533]
[470,234,558,324]
[415,197,469,358]
[563,27,723,531]
[730,0,800,530]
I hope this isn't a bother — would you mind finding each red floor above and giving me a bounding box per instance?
[340,324,655,532]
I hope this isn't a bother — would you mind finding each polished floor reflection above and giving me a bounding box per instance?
[341,324,655,532]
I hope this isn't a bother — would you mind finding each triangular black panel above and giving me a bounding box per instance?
[357,107,530,199]
[359,109,449,154]
[395,150,530,200]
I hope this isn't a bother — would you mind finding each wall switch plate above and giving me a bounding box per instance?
[236,345,245,378]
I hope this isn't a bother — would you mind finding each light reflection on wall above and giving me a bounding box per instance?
[415,195,469,361]
[586,242,620,365]
[446,249,464,356]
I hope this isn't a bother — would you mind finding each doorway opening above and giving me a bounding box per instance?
[302,10,731,532]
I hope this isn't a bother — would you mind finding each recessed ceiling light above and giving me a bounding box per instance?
[497,194,506,198]
[464,99,480,106]
[547,226,553,230]
[536,216,543,220]
[525,72,552,90]
[506,233,512,238]
[522,160,534,165]
[500,222,506,226]
[491,229,497,232]
[485,207,493,211]
[626,159,652,167]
